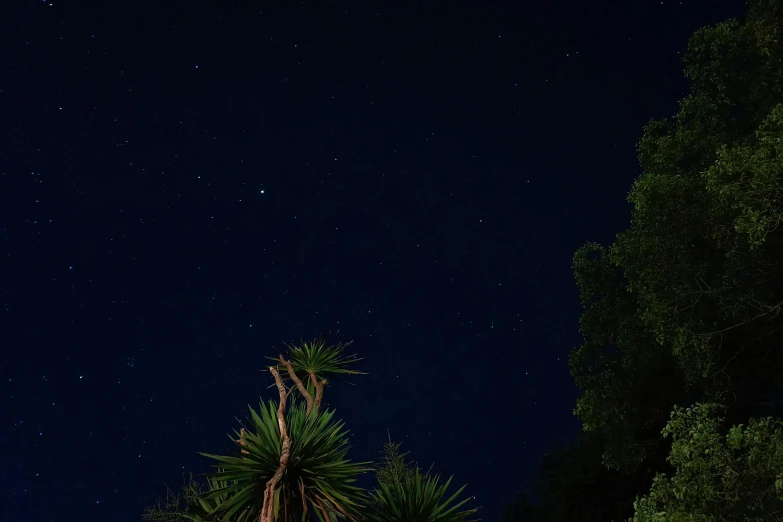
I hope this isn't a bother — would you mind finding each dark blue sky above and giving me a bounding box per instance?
[1,0,745,521]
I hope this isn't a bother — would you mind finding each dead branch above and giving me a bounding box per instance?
[313,497,333,522]
[239,427,249,455]
[298,477,308,519]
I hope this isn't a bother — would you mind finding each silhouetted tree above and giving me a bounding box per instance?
[502,432,664,522]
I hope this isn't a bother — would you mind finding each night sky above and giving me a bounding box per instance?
[1,0,747,521]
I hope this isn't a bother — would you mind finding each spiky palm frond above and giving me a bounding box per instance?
[267,338,365,378]
[366,468,479,522]
[198,398,371,522]
[188,475,244,521]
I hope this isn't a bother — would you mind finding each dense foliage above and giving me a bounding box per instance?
[505,0,783,520]
[571,0,783,473]
[632,403,783,522]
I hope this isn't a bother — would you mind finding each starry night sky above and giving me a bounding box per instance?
[1,0,746,521]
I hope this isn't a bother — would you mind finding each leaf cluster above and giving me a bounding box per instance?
[631,403,783,522]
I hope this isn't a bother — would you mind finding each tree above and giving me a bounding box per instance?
[500,432,661,522]
[630,403,783,522]
[143,338,479,522]
[367,439,477,522]
[571,0,783,473]
[500,490,539,522]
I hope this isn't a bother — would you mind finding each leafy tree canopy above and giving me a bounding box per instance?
[571,0,783,472]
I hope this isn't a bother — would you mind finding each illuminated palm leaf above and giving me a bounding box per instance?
[267,338,365,378]
[188,475,244,521]
[197,398,370,522]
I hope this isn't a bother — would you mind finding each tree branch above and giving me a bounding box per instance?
[260,366,292,522]
[699,299,783,336]
[309,370,327,413]
[279,354,314,415]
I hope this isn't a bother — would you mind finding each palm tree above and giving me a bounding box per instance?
[200,398,370,522]
[366,438,479,522]
[144,337,480,522]
[199,339,369,522]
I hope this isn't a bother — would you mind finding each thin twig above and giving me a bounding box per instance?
[699,300,783,336]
